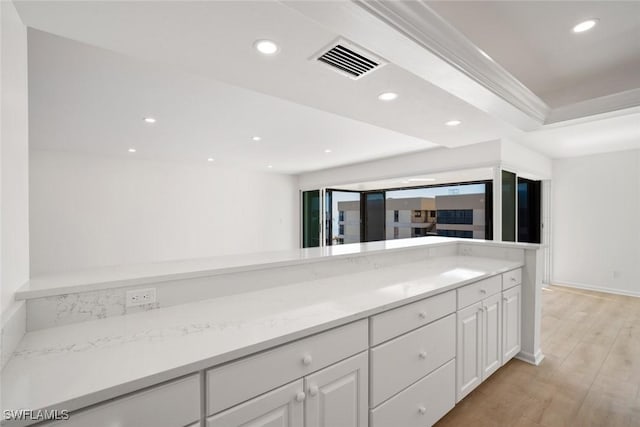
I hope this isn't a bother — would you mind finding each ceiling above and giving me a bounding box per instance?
[428,1,640,108]
[17,0,518,174]
[14,0,640,172]
[28,30,439,174]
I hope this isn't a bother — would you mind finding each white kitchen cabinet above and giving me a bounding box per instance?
[206,320,367,415]
[370,360,455,427]
[502,284,522,363]
[208,352,368,427]
[369,314,456,407]
[482,292,503,380]
[456,301,483,402]
[42,375,200,427]
[207,380,304,427]
[456,292,504,402]
[305,352,368,427]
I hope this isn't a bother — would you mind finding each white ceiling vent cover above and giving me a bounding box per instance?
[313,39,387,80]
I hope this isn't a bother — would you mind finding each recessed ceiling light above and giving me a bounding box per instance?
[143,117,156,124]
[254,39,279,55]
[445,120,462,126]
[267,164,273,169]
[207,158,215,162]
[128,148,136,153]
[324,149,332,153]
[378,92,398,101]
[252,136,262,141]
[573,19,598,33]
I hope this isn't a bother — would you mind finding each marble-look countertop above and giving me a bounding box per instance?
[2,255,522,417]
[17,237,537,300]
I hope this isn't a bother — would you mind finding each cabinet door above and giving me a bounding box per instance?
[304,352,368,427]
[456,302,483,402]
[502,285,522,364]
[482,292,502,380]
[207,380,304,427]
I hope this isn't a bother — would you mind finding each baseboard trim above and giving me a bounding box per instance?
[552,281,640,298]
[516,349,545,366]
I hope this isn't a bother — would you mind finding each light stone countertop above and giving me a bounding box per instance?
[17,237,537,300]
[1,255,522,418]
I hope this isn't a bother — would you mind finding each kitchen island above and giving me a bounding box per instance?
[1,237,542,426]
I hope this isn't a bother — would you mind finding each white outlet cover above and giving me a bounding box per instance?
[126,288,157,307]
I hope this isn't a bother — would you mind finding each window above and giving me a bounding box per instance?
[339,210,345,221]
[414,210,422,218]
[430,210,436,218]
[339,224,345,235]
[393,210,399,222]
[437,229,473,238]
[437,209,473,225]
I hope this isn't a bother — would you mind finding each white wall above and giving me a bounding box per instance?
[1,0,29,367]
[501,138,553,180]
[30,150,299,274]
[552,149,640,296]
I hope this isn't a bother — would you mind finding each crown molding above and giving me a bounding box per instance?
[353,0,550,124]
[546,88,640,125]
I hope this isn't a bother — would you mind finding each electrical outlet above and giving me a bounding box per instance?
[126,288,157,307]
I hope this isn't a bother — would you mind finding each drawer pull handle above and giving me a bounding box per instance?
[418,406,427,415]
[295,391,306,402]
[302,355,313,366]
[309,384,319,397]
[480,288,487,294]
[418,311,427,319]
[503,297,508,302]
[419,351,427,359]
[511,276,517,282]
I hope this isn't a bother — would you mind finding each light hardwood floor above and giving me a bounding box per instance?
[435,285,640,427]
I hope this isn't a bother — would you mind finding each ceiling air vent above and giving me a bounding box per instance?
[313,39,386,80]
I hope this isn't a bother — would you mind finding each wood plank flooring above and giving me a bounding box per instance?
[435,285,640,427]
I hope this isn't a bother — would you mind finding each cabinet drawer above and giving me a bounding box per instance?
[207,380,304,427]
[42,375,200,427]
[206,319,368,415]
[502,268,522,290]
[370,359,455,427]
[370,290,456,346]
[457,275,501,309]
[370,314,455,407]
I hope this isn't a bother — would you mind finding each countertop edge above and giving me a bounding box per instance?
[17,238,539,300]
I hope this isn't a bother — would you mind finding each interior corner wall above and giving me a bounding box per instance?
[500,138,553,180]
[30,150,300,275]
[552,148,640,296]
[297,140,502,190]
[1,0,29,315]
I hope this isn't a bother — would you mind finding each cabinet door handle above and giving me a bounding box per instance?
[418,311,427,319]
[418,406,427,415]
[302,354,313,366]
[510,277,517,282]
[308,384,319,397]
[503,296,508,302]
[480,288,487,294]
[295,391,306,402]
[419,351,427,359]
